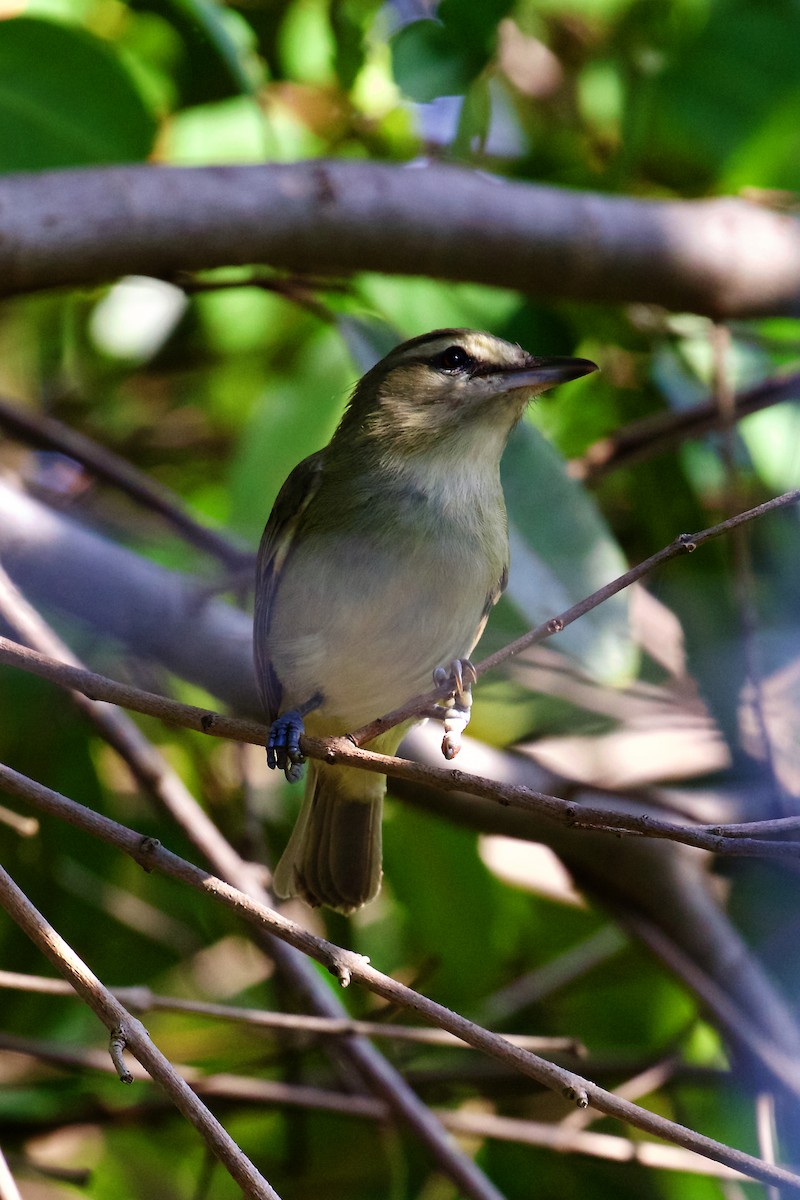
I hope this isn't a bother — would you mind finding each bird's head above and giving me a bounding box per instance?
[337,329,597,455]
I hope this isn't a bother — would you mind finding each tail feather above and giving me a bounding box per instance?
[273,761,384,914]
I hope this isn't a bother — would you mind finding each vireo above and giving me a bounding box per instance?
[255,329,596,913]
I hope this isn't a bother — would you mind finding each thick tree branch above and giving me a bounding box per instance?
[2,163,800,316]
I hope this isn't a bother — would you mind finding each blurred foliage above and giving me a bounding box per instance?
[1,0,800,1197]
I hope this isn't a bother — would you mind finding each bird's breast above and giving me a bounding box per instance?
[267,486,507,732]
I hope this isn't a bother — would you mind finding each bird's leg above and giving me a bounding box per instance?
[267,692,323,782]
[433,659,477,761]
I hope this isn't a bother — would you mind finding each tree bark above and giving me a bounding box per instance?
[1,162,800,316]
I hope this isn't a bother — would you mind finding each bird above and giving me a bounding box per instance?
[254,328,597,913]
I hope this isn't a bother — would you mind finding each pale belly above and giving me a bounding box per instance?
[266,527,502,733]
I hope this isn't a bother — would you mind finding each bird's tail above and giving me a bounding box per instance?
[272,760,385,913]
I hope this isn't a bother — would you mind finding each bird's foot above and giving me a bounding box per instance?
[433,659,476,760]
[267,710,306,782]
[433,657,477,702]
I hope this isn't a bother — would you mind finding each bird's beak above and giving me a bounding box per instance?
[495,356,599,394]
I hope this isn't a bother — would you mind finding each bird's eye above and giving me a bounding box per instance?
[438,346,474,373]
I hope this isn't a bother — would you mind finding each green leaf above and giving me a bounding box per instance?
[453,75,492,156]
[500,420,636,684]
[331,0,382,91]
[0,17,156,170]
[438,0,513,55]
[383,804,507,1004]
[129,0,262,106]
[741,401,800,494]
[227,324,353,539]
[637,0,800,184]
[390,18,484,102]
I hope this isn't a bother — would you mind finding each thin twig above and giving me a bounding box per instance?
[3,633,800,862]
[0,1030,751,1182]
[562,1055,682,1132]
[436,1111,749,1180]
[173,269,344,323]
[0,861,280,1200]
[3,762,800,1194]
[0,970,580,1054]
[570,366,800,482]
[350,487,800,744]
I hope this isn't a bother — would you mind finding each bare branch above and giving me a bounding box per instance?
[0,633,264,740]
[0,861,281,1199]
[0,970,580,1054]
[570,367,800,483]
[3,761,800,1194]
[0,1029,753,1183]
[2,164,800,316]
[0,395,249,569]
[0,479,258,713]
[3,633,800,862]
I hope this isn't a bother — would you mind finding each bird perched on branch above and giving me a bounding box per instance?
[254,329,596,913]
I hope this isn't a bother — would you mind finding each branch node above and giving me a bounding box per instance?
[200,712,217,733]
[326,948,370,988]
[678,533,697,552]
[109,1025,134,1084]
[546,617,564,634]
[136,836,161,872]
[563,1084,590,1108]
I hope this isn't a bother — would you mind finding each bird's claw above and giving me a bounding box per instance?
[433,659,476,760]
[433,658,477,703]
[267,710,306,782]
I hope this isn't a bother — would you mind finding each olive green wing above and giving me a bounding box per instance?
[253,451,325,722]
